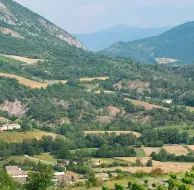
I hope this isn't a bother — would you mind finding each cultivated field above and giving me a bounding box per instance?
[124,98,168,111]
[2,55,44,64]
[187,106,194,112]
[84,131,142,138]
[93,160,193,174]
[186,145,194,151]
[79,77,109,82]
[0,72,109,89]
[143,147,161,156]
[0,72,48,89]
[163,145,189,156]
[115,157,151,165]
[0,130,59,142]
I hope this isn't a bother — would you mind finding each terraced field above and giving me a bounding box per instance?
[0,130,60,142]
[124,98,168,111]
[0,72,109,89]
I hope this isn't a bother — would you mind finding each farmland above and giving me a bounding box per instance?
[0,130,59,142]
[124,98,168,110]
[1,54,44,64]
[0,71,109,89]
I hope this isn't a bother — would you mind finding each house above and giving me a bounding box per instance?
[0,124,21,131]
[162,99,173,104]
[95,173,109,180]
[53,172,74,185]
[5,166,28,184]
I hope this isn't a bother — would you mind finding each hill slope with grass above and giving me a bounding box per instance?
[100,21,194,64]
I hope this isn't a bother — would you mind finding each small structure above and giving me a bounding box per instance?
[53,172,73,185]
[162,99,173,104]
[95,173,109,180]
[5,166,28,184]
[0,124,21,131]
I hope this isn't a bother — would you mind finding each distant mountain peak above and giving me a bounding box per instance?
[75,25,171,51]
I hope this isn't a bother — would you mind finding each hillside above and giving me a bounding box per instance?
[75,25,171,51]
[0,0,86,53]
[100,21,194,64]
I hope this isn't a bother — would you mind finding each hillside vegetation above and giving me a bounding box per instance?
[101,21,194,64]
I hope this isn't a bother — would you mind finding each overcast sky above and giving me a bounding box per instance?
[14,0,194,34]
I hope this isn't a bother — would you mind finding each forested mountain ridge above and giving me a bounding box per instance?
[100,21,194,64]
[75,25,171,51]
[0,0,86,55]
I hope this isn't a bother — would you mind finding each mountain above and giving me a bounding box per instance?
[74,25,171,51]
[100,21,194,64]
[0,0,86,56]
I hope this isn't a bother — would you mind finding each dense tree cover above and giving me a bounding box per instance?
[0,171,21,190]
[152,149,194,162]
[95,144,136,158]
[141,128,189,146]
[25,163,54,190]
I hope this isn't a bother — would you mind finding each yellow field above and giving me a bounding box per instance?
[84,131,142,138]
[186,145,194,151]
[115,157,151,165]
[0,72,48,89]
[163,145,189,156]
[124,98,168,111]
[0,72,109,89]
[79,77,109,82]
[0,130,59,142]
[187,106,194,112]
[93,160,193,174]
[143,147,162,156]
[2,55,44,64]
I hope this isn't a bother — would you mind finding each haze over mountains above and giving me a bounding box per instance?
[101,21,194,64]
[75,25,171,51]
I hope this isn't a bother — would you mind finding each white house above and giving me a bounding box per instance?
[0,124,21,131]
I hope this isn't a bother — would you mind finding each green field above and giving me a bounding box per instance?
[135,147,146,157]
[33,153,57,164]
[0,129,59,142]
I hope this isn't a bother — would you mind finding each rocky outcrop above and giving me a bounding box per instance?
[0,100,28,117]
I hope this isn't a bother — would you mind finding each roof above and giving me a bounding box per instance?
[5,166,28,176]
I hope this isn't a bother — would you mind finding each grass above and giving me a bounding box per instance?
[0,129,59,142]
[135,148,146,157]
[33,153,57,164]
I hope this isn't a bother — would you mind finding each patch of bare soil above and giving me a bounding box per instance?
[0,100,28,117]
[114,80,150,93]
[0,28,24,39]
[106,106,120,118]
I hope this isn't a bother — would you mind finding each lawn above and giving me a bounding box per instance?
[135,147,146,157]
[0,129,60,142]
[33,153,57,164]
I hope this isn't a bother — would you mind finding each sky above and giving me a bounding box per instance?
[14,0,194,34]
